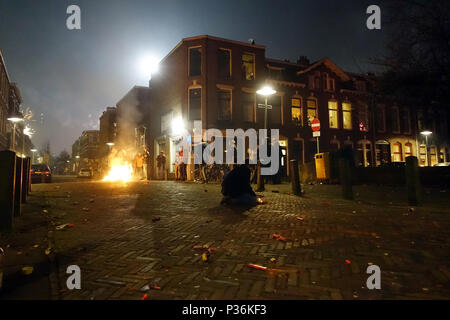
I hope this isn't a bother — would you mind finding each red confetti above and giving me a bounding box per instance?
[345,260,351,264]
[279,236,286,241]
[272,233,280,239]
[248,263,268,271]
[141,293,149,300]
[297,217,304,221]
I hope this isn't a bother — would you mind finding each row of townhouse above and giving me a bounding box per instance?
[0,49,33,157]
[146,35,449,179]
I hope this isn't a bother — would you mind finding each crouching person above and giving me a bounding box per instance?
[220,164,259,206]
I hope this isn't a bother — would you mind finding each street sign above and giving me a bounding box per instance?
[313,131,321,137]
[311,118,320,132]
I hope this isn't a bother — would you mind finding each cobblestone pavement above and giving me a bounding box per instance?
[23,180,450,299]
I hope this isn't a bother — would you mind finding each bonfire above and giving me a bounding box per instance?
[103,156,133,182]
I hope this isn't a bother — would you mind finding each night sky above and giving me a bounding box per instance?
[0,0,388,154]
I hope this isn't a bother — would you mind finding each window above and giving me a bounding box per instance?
[189,47,202,77]
[291,98,302,126]
[430,146,437,166]
[342,102,352,130]
[328,101,338,129]
[242,53,255,80]
[391,106,400,133]
[217,89,231,121]
[323,73,335,91]
[306,99,317,125]
[401,108,411,134]
[376,105,386,132]
[242,92,255,122]
[218,49,231,78]
[439,147,445,163]
[419,145,427,166]
[268,68,282,80]
[358,104,369,132]
[189,88,201,120]
[392,143,403,162]
[405,143,413,158]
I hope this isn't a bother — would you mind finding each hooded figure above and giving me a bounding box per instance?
[221,164,258,206]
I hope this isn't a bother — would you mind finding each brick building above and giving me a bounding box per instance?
[99,106,117,158]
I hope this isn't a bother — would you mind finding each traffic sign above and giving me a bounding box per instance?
[313,131,320,137]
[311,118,320,132]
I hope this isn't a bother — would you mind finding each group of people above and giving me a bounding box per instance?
[174,148,187,181]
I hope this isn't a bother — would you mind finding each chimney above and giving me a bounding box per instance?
[296,56,310,67]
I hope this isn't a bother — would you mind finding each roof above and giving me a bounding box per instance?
[159,35,265,65]
[297,58,351,81]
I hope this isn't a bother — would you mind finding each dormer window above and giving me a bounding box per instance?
[323,73,335,91]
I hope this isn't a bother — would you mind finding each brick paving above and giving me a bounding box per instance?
[14,180,450,299]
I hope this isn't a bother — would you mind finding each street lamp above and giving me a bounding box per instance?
[421,130,432,166]
[31,148,37,164]
[256,85,276,191]
[7,112,24,153]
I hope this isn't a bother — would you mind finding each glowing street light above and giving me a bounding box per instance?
[138,56,159,79]
[106,142,115,147]
[171,116,185,136]
[256,85,276,192]
[420,130,432,166]
[7,112,23,153]
[31,148,37,164]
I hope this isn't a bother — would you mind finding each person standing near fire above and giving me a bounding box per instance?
[143,147,150,180]
[135,153,144,180]
[156,151,166,180]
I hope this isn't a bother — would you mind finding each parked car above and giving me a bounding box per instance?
[78,168,93,178]
[31,164,52,183]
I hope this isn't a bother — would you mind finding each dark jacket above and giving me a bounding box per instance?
[221,165,256,198]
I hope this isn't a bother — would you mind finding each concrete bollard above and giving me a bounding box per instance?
[0,151,16,232]
[256,161,265,192]
[21,157,30,203]
[290,159,302,196]
[14,156,23,217]
[405,156,421,206]
[339,157,353,200]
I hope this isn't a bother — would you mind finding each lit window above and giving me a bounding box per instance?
[242,53,255,80]
[291,98,302,126]
[393,143,403,162]
[430,146,437,166]
[306,99,317,125]
[342,102,352,130]
[242,92,255,122]
[218,49,231,79]
[419,145,427,166]
[217,89,231,121]
[189,47,202,77]
[405,143,413,158]
[328,101,338,129]
[189,88,201,120]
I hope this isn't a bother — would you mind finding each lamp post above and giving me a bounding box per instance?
[256,85,276,192]
[421,130,432,166]
[7,114,24,153]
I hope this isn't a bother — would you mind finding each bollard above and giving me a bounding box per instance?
[339,157,353,200]
[256,161,265,192]
[0,151,16,232]
[405,156,421,206]
[14,156,23,217]
[289,159,302,196]
[164,168,168,181]
[21,157,30,203]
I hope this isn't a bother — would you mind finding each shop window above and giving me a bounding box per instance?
[242,92,255,122]
[328,101,338,129]
[430,146,437,166]
[342,102,352,130]
[358,104,369,132]
[189,88,201,120]
[242,53,255,80]
[392,143,403,162]
[291,98,302,126]
[217,89,232,121]
[306,99,317,125]
[189,47,202,77]
[218,49,231,79]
